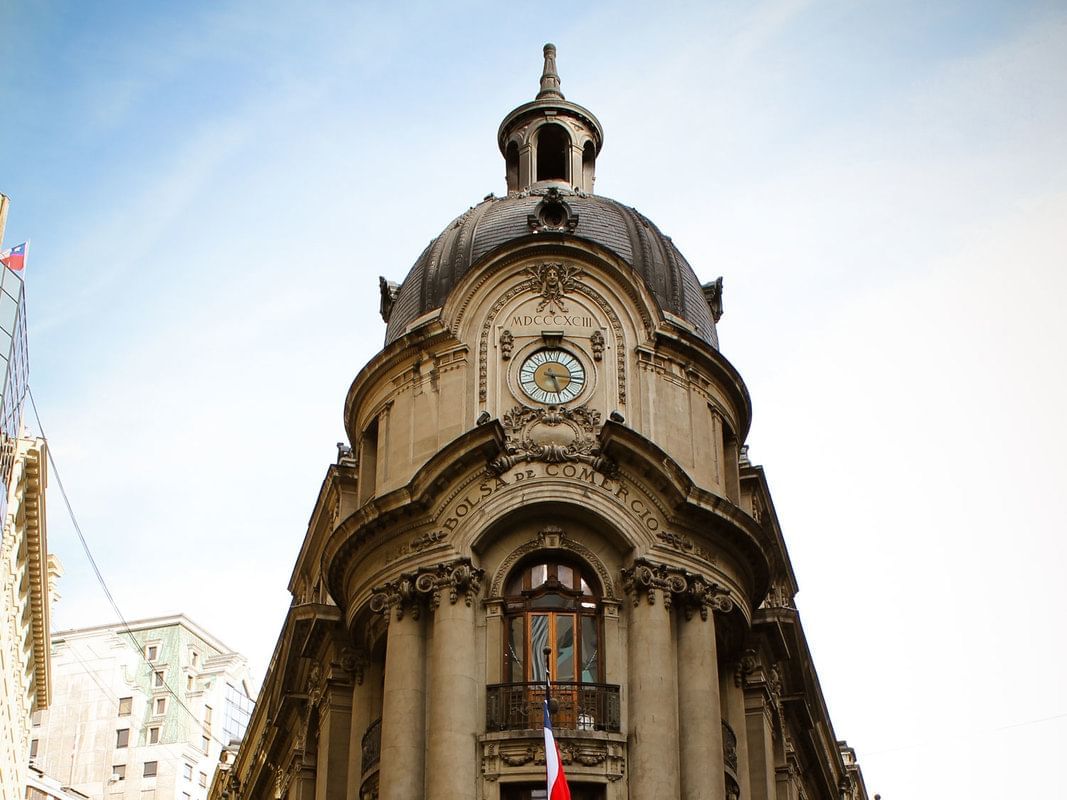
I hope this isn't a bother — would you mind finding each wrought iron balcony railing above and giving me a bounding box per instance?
[722,719,738,773]
[361,717,382,774]
[486,682,621,733]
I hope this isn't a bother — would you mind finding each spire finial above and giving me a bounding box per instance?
[537,43,564,100]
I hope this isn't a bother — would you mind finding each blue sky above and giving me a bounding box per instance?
[3,2,1066,798]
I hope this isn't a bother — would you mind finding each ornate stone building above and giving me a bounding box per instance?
[213,46,870,800]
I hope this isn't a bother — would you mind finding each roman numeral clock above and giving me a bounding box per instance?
[518,348,586,404]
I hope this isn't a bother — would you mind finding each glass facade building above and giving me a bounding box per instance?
[0,264,28,523]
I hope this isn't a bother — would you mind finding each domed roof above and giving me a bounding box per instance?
[381,46,722,348]
[383,189,720,347]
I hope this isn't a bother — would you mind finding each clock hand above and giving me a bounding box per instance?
[545,368,562,392]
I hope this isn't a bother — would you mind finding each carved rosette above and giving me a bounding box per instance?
[621,558,733,619]
[369,558,484,621]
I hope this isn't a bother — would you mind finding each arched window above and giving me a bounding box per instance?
[503,560,600,684]
[535,124,570,183]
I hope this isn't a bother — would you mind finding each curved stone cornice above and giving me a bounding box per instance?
[621,557,734,620]
[598,421,772,606]
[323,423,503,603]
[368,558,484,621]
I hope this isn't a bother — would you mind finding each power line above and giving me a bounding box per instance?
[864,710,1067,757]
[27,386,237,750]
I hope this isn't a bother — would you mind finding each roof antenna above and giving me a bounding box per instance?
[537,43,564,100]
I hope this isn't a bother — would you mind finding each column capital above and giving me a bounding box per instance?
[621,557,734,619]
[369,558,484,620]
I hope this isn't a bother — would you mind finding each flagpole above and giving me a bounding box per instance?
[543,646,553,717]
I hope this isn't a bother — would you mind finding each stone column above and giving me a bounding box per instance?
[720,665,750,800]
[676,579,732,800]
[738,650,780,800]
[622,560,680,800]
[314,682,353,800]
[347,656,382,800]
[372,578,426,800]
[424,561,484,800]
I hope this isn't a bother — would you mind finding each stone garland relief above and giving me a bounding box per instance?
[481,740,625,783]
[621,558,734,620]
[369,558,484,621]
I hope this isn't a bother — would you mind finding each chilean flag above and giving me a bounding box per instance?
[0,242,27,272]
[543,700,571,800]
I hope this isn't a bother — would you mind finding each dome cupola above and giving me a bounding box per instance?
[497,43,604,194]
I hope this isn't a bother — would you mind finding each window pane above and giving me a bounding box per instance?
[557,565,573,587]
[555,616,575,681]
[529,564,548,589]
[581,617,599,683]
[507,617,525,682]
[118,697,132,716]
[530,614,549,682]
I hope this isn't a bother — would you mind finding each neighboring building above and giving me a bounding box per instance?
[32,616,255,800]
[212,46,869,800]
[25,767,91,800]
[0,193,61,800]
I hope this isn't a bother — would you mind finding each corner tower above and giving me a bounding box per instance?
[218,47,870,800]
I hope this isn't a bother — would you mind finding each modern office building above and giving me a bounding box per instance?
[211,46,870,800]
[30,616,255,800]
[0,193,62,800]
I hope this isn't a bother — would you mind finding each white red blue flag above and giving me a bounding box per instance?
[543,700,571,800]
[0,242,27,272]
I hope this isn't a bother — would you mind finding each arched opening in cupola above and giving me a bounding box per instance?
[505,141,520,191]
[535,123,570,182]
[582,141,595,189]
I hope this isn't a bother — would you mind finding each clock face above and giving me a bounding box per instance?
[519,349,586,404]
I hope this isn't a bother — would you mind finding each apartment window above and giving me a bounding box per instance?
[204,705,213,725]
[187,675,194,691]
[183,764,193,781]
[143,762,157,778]
[31,710,42,727]
[29,739,38,758]
[116,729,130,748]
[118,697,133,716]
[201,735,210,754]
[154,697,166,716]
[148,727,160,744]
[153,670,165,688]
[145,644,159,661]
[112,765,126,781]
[190,651,199,668]
[198,772,207,788]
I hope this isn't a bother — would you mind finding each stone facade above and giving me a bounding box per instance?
[31,616,255,800]
[211,46,870,800]
[0,437,58,800]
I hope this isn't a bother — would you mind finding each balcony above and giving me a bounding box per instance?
[486,682,621,733]
[361,717,381,774]
[722,719,738,773]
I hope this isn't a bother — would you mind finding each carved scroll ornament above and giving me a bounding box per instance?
[488,405,618,476]
[621,557,733,619]
[369,558,484,621]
